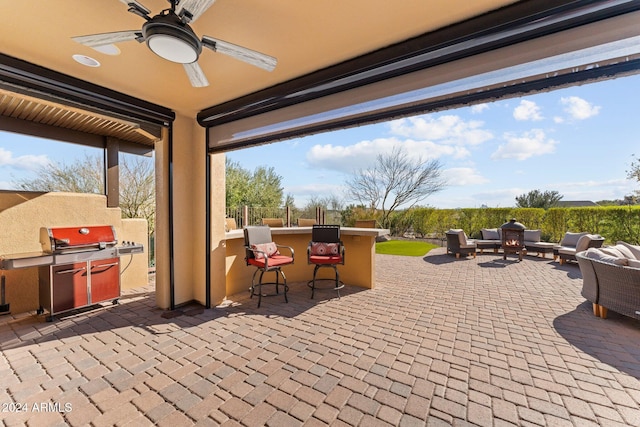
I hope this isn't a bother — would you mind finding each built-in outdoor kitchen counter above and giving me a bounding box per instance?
[224,226,389,297]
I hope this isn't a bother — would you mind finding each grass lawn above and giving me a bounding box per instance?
[375,239,438,256]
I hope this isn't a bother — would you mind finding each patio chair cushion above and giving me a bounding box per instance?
[610,244,635,260]
[450,229,471,245]
[575,234,596,253]
[309,254,343,264]
[598,246,628,259]
[524,229,541,242]
[250,242,280,259]
[248,254,294,268]
[583,247,628,266]
[481,228,500,240]
[616,241,640,260]
[310,242,340,256]
[560,232,589,247]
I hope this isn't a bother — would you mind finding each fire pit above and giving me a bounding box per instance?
[500,219,526,261]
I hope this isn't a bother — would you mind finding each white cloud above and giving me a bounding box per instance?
[388,115,493,146]
[491,129,557,161]
[513,100,543,121]
[0,148,50,170]
[553,116,564,124]
[306,113,496,172]
[471,103,489,114]
[560,96,600,120]
[441,167,489,186]
[306,137,469,173]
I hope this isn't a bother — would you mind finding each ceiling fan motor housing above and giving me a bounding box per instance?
[142,12,202,64]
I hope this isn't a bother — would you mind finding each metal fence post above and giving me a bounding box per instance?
[286,205,291,227]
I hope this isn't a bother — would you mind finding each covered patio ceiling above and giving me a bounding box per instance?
[0,0,519,119]
[1,0,639,153]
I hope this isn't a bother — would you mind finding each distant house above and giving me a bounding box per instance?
[556,200,600,207]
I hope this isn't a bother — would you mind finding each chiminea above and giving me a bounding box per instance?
[500,218,526,261]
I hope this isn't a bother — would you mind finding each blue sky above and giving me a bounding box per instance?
[1,74,638,209]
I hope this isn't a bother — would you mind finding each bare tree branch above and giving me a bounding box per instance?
[14,153,155,234]
[346,146,446,228]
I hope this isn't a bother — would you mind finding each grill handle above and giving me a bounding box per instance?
[55,267,86,275]
[92,262,119,269]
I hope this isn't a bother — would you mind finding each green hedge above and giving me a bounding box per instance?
[388,206,640,244]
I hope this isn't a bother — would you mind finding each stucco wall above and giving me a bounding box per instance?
[0,191,148,315]
[224,230,377,298]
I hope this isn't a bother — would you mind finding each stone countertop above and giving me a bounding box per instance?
[224,226,389,240]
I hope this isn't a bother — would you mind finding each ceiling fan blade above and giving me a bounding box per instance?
[176,0,216,23]
[201,36,277,71]
[183,62,209,87]
[72,30,141,48]
[118,0,151,16]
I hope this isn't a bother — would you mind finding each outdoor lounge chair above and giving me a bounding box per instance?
[446,229,477,258]
[244,226,295,307]
[556,233,605,264]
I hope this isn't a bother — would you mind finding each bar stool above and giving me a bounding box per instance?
[307,225,345,299]
[244,226,294,307]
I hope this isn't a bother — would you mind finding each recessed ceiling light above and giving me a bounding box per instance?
[72,54,100,67]
[92,44,121,55]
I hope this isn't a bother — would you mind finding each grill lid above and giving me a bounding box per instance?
[40,225,117,253]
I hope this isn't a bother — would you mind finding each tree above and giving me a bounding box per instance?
[627,154,640,182]
[225,158,252,207]
[14,153,156,233]
[15,153,104,194]
[118,156,155,234]
[225,158,284,207]
[346,146,446,229]
[515,190,563,209]
[627,154,640,198]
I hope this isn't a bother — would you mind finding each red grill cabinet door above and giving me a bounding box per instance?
[49,262,88,313]
[90,258,120,303]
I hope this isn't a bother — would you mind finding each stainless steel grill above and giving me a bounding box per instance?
[0,225,144,321]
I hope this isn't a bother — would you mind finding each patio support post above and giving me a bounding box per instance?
[243,205,249,227]
[105,137,119,208]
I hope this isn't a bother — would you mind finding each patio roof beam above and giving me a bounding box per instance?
[0,53,175,127]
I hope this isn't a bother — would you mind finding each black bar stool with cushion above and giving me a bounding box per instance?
[307,225,345,299]
[244,226,295,307]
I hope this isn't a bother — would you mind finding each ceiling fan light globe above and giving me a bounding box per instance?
[147,35,198,63]
[142,12,202,64]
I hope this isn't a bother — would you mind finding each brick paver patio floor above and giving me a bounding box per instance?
[1,248,640,426]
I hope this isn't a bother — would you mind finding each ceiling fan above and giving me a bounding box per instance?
[72,0,277,87]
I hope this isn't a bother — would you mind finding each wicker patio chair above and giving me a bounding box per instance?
[445,229,477,259]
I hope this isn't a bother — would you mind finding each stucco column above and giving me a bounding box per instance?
[209,153,227,306]
[155,114,207,309]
